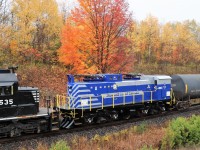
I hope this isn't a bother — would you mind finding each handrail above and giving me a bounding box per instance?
[112,94,115,108]
[90,96,92,111]
[55,90,159,110]
[132,94,135,104]
[102,95,104,109]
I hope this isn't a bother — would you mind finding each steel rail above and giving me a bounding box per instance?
[0,104,199,145]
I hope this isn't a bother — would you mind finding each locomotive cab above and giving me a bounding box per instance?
[0,68,39,118]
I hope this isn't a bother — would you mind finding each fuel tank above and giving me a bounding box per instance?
[171,74,200,100]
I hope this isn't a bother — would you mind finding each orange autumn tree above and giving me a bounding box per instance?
[59,0,132,74]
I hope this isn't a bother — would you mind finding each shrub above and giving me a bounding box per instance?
[131,123,147,134]
[50,140,70,150]
[140,145,154,150]
[161,115,200,149]
[36,142,48,150]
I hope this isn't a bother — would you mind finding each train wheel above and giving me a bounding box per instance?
[110,110,119,120]
[9,129,15,138]
[36,126,41,133]
[83,114,95,124]
[9,128,21,137]
[176,101,190,110]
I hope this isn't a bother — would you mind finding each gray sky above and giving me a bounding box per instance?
[128,0,200,22]
[58,0,200,23]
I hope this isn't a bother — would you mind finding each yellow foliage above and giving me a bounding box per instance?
[129,16,200,65]
[11,0,63,63]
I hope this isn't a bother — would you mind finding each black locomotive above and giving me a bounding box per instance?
[0,67,39,117]
[0,67,50,137]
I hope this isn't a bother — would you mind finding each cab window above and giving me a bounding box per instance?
[0,86,12,96]
[5,87,11,95]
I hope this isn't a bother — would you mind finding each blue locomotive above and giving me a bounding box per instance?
[59,74,172,128]
[66,74,171,109]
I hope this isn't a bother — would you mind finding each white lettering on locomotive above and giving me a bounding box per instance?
[0,99,13,105]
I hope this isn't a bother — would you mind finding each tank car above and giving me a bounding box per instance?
[171,74,200,108]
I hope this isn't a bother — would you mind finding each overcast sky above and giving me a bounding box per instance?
[127,0,200,22]
[58,0,200,23]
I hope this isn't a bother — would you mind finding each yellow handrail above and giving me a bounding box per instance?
[55,90,158,111]
[132,94,135,104]
[102,95,104,109]
[81,106,84,117]
[67,97,71,109]
[123,93,126,105]
[142,92,144,103]
[90,96,92,111]
[112,94,115,108]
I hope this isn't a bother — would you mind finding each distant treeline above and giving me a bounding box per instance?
[0,0,200,74]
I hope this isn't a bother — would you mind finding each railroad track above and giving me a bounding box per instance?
[0,105,200,145]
